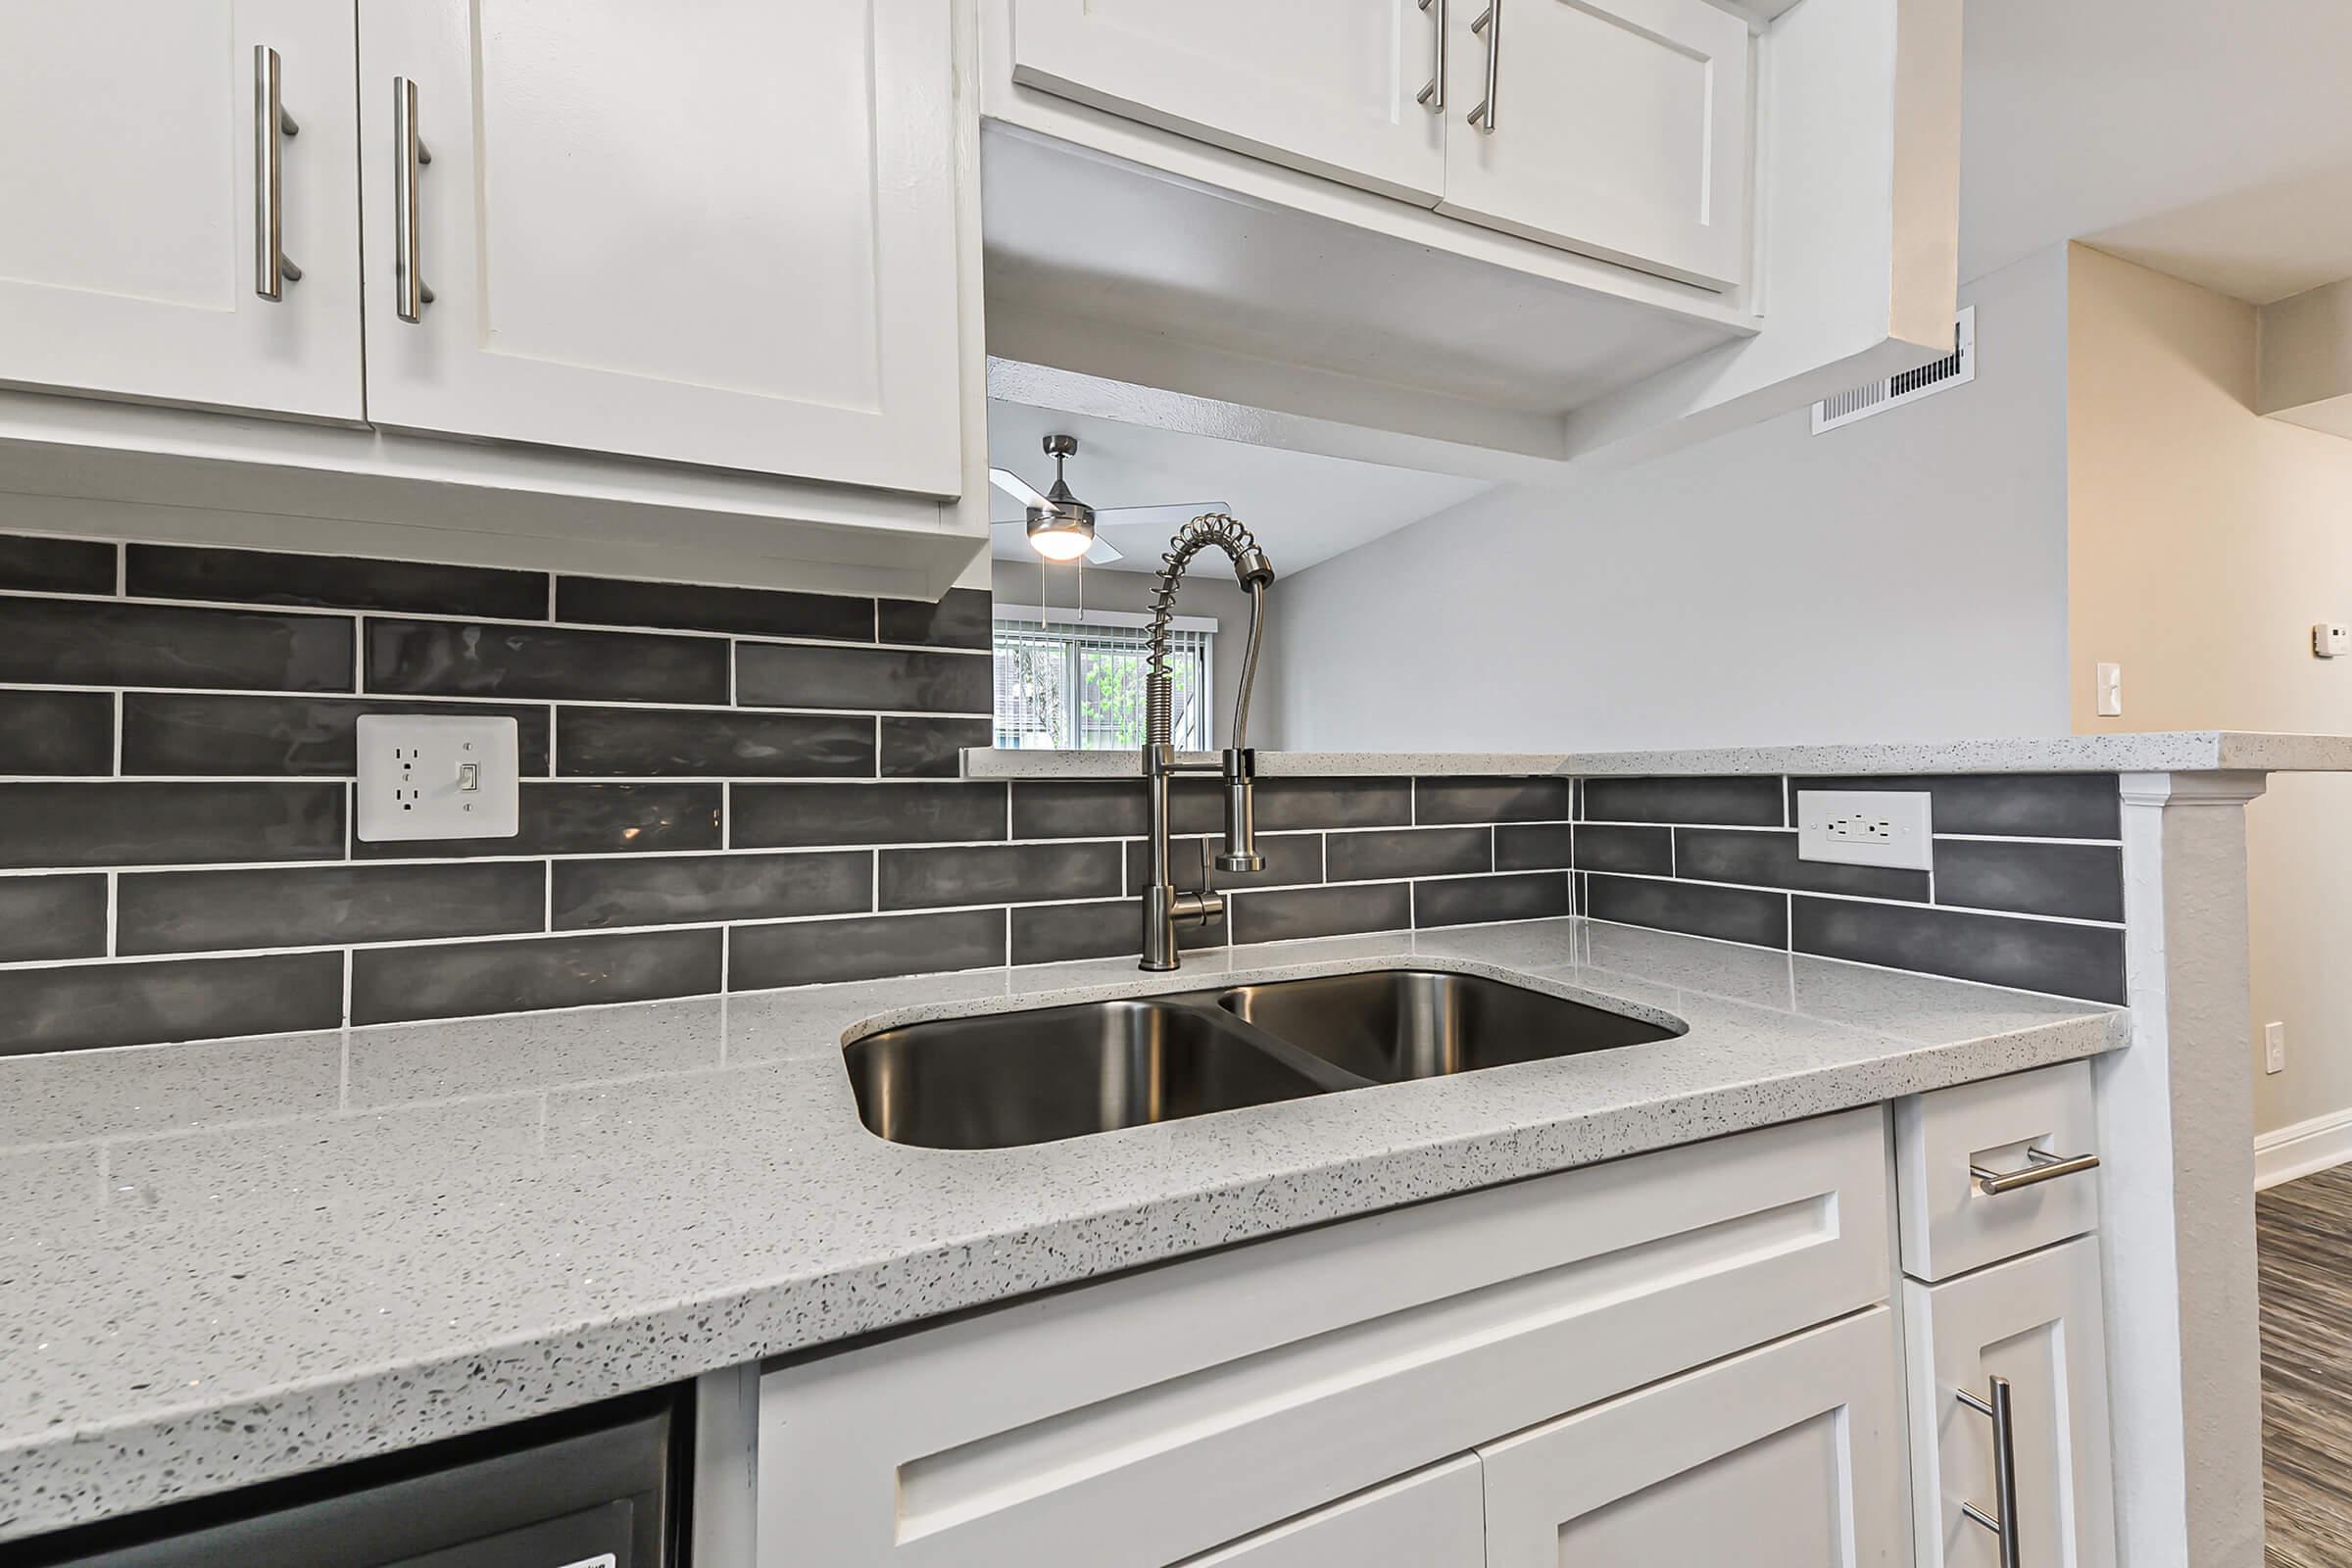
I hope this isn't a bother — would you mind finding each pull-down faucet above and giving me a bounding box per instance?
[1139,514,1275,971]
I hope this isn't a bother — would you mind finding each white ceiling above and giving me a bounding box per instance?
[986,400,1492,574]
[1963,0,2352,304]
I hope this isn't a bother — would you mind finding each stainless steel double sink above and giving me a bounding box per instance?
[845,969,1683,1150]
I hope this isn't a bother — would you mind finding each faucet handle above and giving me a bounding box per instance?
[1215,748,1264,873]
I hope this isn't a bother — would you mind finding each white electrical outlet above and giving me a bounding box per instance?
[1795,789,1934,870]
[2265,1021,2287,1075]
[356,714,520,842]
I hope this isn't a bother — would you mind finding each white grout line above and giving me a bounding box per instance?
[1576,866,2125,928]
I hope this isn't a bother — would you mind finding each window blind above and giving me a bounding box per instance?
[993,615,1214,751]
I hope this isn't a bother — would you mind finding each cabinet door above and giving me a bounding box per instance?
[1006,0,1447,205]
[1437,0,1750,289]
[1480,1308,1907,1568]
[1904,1237,2118,1568]
[1177,1456,1483,1568]
[357,1,963,495]
[0,0,363,418]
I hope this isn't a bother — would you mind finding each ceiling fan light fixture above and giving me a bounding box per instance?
[1023,434,1097,562]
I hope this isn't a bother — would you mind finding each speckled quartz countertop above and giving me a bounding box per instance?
[962,730,2352,778]
[0,918,2127,1542]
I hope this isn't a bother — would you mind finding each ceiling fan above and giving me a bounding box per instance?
[988,433,1227,566]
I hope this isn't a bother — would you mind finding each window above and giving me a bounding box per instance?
[993,605,1216,751]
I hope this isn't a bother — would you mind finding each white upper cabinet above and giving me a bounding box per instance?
[0,0,362,419]
[1006,0,1448,205]
[1436,0,1752,289]
[357,0,964,496]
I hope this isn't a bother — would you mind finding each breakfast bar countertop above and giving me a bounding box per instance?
[0,917,2127,1542]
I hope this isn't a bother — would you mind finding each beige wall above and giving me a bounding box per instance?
[2067,243,2352,1139]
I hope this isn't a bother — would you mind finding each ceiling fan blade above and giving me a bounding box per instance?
[1085,535,1124,565]
[1091,501,1232,532]
[987,466,1049,509]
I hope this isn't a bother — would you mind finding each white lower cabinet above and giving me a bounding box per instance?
[1177,1457,1484,1568]
[1903,1238,2118,1568]
[1479,1309,1909,1568]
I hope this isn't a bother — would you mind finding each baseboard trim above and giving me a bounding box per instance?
[2256,1106,2352,1190]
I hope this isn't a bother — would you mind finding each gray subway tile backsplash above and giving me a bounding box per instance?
[0,530,2143,1052]
[1789,772,2121,840]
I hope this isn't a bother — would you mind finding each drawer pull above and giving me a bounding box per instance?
[1415,0,1446,113]
[1466,2,1499,132]
[1956,1376,2022,1568]
[1972,1147,2099,1196]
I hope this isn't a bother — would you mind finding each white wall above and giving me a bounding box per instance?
[1260,248,2073,751]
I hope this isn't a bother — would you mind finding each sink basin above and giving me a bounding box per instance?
[1212,968,1680,1082]
[845,999,1335,1150]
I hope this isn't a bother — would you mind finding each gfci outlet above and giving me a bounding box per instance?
[1795,789,1934,871]
[356,714,521,842]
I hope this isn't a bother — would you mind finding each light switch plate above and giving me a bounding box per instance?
[1795,789,1934,871]
[356,714,520,842]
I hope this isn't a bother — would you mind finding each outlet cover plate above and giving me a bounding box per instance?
[356,714,520,842]
[1795,789,1933,871]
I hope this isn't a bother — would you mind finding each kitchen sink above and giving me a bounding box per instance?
[846,970,1681,1149]
[1210,968,1682,1083]
[843,998,1340,1151]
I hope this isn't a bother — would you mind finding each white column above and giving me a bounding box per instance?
[2099,771,2268,1568]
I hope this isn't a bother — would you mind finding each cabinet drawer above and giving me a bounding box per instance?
[1903,1237,2117,1568]
[1478,1308,1908,1568]
[758,1108,1890,1568]
[1176,1455,1482,1567]
[1895,1061,2101,1281]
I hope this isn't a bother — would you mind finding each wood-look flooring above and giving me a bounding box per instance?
[2261,1167,2352,1566]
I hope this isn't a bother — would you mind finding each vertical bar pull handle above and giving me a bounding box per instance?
[1416,0,1446,112]
[254,44,301,299]
[1467,1,1500,132]
[1956,1376,2023,1568]
[393,75,435,322]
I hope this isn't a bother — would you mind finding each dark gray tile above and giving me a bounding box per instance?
[0,534,114,595]
[1415,871,1571,928]
[1582,776,1785,827]
[0,952,342,1055]
[1416,776,1574,824]
[0,690,112,774]
[1011,778,1221,840]
[1792,896,2126,1004]
[876,588,993,650]
[355,782,719,859]
[1586,874,1788,947]
[1327,826,1489,882]
[0,597,352,692]
[1789,774,2120,840]
[0,874,108,960]
[736,643,991,713]
[122,694,551,777]
[1230,882,1410,945]
[366,619,728,705]
[1571,824,1672,875]
[1011,899,1193,965]
[733,782,1005,849]
[730,908,1004,989]
[880,716,994,779]
[1934,840,2125,922]
[129,545,548,619]
[557,575,872,643]
[1125,832,1323,893]
[1495,823,1574,871]
[1675,827,1929,902]
[558,707,872,778]
[1256,777,1414,831]
[0,782,343,869]
[350,928,722,1025]
[879,841,1122,908]
[552,851,869,930]
[118,862,545,956]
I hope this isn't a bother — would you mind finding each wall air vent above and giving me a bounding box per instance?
[1811,306,1976,434]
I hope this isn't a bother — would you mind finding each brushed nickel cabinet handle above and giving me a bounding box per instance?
[1466,1,1499,131]
[392,75,435,322]
[254,44,302,299]
[1956,1376,2023,1568]
[1416,0,1446,112]
[1972,1147,2101,1196]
